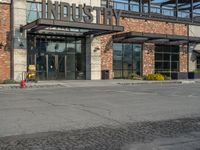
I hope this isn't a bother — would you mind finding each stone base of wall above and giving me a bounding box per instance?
[13,49,27,81]
[0,50,10,80]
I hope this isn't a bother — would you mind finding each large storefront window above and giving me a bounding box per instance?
[155,45,179,78]
[27,35,86,80]
[113,43,141,79]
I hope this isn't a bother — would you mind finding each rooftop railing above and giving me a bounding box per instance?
[102,0,200,24]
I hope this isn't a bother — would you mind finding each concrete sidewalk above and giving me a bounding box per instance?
[0,79,199,89]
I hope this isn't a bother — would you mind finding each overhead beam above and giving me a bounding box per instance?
[178,3,200,11]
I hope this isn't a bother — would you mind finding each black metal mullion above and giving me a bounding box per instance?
[75,37,77,80]
[175,0,178,19]
[139,0,142,14]
[128,0,131,11]
[132,44,134,74]
[148,0,151,15]
[122,44,124,78]
[191,0,194,21]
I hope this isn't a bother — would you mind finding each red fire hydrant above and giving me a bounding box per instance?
[20,80,25,89]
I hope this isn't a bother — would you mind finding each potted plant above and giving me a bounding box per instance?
[188,69,200,79]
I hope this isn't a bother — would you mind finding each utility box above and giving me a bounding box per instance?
[102,70,109,80]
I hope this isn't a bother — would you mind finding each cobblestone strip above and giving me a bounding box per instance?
[0,117,200,150]
[0,84,65,89]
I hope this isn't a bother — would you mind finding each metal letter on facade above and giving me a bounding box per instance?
[72,4,83,22]
[93,7,103,24]
[83,6,94,24]
[42,0,46,18]
[47,0,59,20]
[104,8,113,25]
[113,9,122,26]
[60,2,71,21]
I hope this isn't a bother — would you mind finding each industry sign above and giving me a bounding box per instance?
[41,0,122,26]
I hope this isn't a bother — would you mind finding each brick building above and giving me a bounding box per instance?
[0,0,200,81]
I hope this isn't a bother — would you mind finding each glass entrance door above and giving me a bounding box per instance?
[47,54,67,80]
[48,54,56,80]
[36,54,47,80]
[57,55,66,80]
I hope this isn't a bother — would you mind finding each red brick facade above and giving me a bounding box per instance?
[0,2,10,80]
[143,43,155,75]
[101,18,188,79]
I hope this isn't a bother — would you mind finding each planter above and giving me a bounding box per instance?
[188,72,200,79]
[171,72,188,80]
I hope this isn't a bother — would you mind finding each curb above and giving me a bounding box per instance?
[118,81,182,86]
[0,80,199,89]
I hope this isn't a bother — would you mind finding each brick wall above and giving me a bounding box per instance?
[100,35,113,79]
[120,18,187,35]
[101,18,188,79]
[0,2,10,80]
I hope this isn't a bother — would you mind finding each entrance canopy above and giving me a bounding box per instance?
[21,19,124,37]
[194,50,200,54]
[112,32,200,44]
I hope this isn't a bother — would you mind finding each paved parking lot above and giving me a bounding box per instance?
[0,82,200,149]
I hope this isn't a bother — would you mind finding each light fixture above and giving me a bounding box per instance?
[94,46,100,52]
[19,42,24,48]
[144,45,154,54]
[0,42,3,49]
[0,41,6,49]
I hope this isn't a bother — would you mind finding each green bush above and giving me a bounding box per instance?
[128,72,142,80]
[2,79,17,84]
[194,69,200,73]
[143,73,165,81]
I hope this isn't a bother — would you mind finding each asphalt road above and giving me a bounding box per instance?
[0,82,200,149]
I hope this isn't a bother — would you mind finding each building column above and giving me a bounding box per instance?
[100,35,113,79]
[11,0,27,81]
[179,45,188,72]
[86,36,101,80]
[142,43,155,75]
[0,1,11,80]
[189,44,197,72]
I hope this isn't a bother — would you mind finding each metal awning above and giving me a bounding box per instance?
[21,19,124,37]
[112,32,200,44]
[194,50,200,54]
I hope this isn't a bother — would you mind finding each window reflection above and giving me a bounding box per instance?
[27,35,86,80]
[113,43,141,79]
[155,45,180,79]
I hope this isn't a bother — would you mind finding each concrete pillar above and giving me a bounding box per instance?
[189,25,200,72]
[189,44,197,72]
[12,0,27,81]
[86,37,91,80]
[86,36,101,80]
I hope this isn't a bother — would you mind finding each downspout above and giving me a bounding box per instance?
[10,0,14,80]
[187,24,190,73]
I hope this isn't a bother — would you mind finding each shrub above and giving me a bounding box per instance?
[128,72,142,80]
[143,73,165,81]
[2,79,17,84]
[194,69,200,73]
